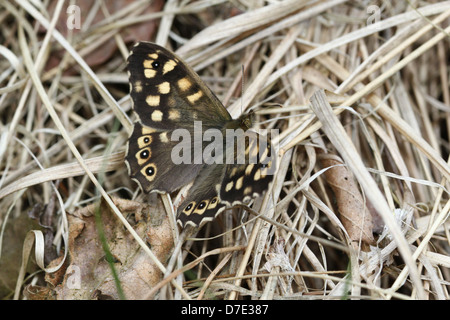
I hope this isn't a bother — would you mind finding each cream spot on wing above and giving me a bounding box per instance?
[159,132,169,143]
[141,126,157,135]
[134,81,143,93]
[158,81,170,94]
[151,110,163,122]
[207,197,219,209]
[225,181,234,192]
[254,169,261,181]
[193,200,210,215]
[187,90,203,104]
[144,69,156,78]
[259,146,269,163]
[148,53,158,59]
[249,143,259,161]
[177,77,192,91]
[168,110,180,120]
[143,59,154,69]
[163,59,177,74]
[141,163,157,181]
[244,186,252,195]
[235,176,244,190]
[136,147,151,165]
[245,164,254,176]
[183,202,196,216]
[146,95,160,107]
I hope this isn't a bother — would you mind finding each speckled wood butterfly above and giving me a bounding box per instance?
[125,42,274,227]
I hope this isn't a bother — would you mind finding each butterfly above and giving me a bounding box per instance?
[125,42,274,227]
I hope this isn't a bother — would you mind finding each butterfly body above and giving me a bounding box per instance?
[125,42,274,227]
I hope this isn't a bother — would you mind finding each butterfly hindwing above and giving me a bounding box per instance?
[220,131,274,205]
[219,161,273,206]
[177,164,226,227]
[176,132,274,227]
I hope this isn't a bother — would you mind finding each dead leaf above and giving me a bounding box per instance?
[42,196,173,300]
[23,284,55,300]
[0,213,40,298]
[319,154,375,245]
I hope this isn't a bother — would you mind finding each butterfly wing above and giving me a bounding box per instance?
[176,131,274,227]
[177,164,226,227]
[127,42,232,130]
[219,131,274,205]
[126,42,232,193]
[126,122,203,193]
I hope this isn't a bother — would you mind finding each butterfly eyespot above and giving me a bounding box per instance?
[198,201,207,209]
[137,135,152,149]
[182,201,196,216]
[140,150,150,159]
[207,197,219,210]
[145,166,155,176]
[152,61,160,69]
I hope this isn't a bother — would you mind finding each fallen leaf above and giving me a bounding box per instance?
[319,154,375,245]
[42,196,173,300]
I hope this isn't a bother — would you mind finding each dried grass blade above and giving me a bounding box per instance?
[310,90,425,299]
[0,152,125,200]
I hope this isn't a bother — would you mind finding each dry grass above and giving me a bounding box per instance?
[0,0,450,300]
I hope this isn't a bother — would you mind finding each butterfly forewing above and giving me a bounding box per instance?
[125,122,203,193]
[127,42,231,130]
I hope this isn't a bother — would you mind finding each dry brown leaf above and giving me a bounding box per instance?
[44,254,68,287]
[23,284,55,300]
[0,213,40,297]
[319,154,375,245]
[40,197,173,300]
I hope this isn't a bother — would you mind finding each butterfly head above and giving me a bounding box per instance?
[227,111,255,132]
